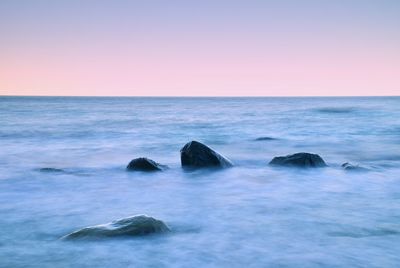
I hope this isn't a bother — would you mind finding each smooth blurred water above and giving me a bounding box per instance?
[1,96,400,267]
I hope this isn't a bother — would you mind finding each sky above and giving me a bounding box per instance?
[0,0,399,96]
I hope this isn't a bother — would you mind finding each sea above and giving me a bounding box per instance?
[0,96,400,267]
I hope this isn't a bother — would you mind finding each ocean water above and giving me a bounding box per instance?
[1,96,400,267]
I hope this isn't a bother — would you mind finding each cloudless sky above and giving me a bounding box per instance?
[0,0,399,96]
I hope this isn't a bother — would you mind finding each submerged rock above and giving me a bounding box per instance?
[63,215,170,239]
[269,152,327,168]
[254,137,278,141]
[38,168,65,173]
[341,162,368,172]
[315,107,355,114]
[180,140,233,169]
[126,157,167,172]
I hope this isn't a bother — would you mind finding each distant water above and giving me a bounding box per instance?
[1,96,400,267]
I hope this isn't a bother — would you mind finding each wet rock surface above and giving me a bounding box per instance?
[63,215,170,239]
[126,158,167,172]
[269,152,327,168]
[342,162,369,172]
[180,141,233,169]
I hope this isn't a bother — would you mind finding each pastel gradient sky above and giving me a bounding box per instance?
[1,0,399,96]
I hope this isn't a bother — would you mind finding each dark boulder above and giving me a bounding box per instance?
[180,141,233,168]
[126,157,167,172]
[342,162,368,172]
[269,152,327,168]
[62,215,170,239]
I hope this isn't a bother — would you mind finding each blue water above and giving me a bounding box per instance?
[1,96,400,267]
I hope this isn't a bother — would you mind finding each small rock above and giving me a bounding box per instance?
[126,158,167,172]
[254,137,277,141]
[342,162,368,172]
[62,215,170,239]
[38,168,65,173]
[180,140,233,169]
[269,152,327,168]
[316,107,355,114]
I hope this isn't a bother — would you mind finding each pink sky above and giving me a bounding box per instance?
[1,1,399,96]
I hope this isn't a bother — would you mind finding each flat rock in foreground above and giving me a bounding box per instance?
[269,152,327,168]
[62,215,170,239]
[126,157,167,172]
[180,140,233,169]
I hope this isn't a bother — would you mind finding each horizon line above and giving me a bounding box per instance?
[1,95,399,98]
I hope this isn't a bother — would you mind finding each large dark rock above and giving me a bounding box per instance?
[62,215,170,239]
[180,141,233,168]
[269,152,327,168]
[126,157,167,172]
